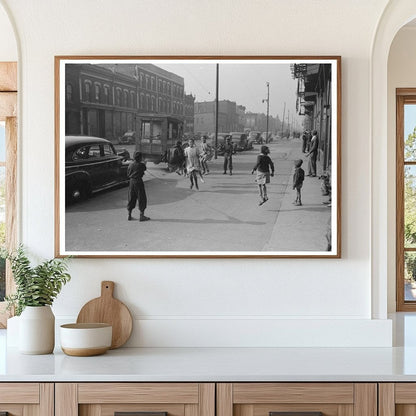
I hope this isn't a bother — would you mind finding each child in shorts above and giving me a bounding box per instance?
[293,159,305,206]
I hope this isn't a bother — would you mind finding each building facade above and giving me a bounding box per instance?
[242,112,281,135]
[184,94,195,134]
[65,63,185,142]
[194,100,238,134]
[292,63,332,172]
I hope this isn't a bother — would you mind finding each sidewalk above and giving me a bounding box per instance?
[264,138,332,252]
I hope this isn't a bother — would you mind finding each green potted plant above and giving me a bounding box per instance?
[3,245,71,354]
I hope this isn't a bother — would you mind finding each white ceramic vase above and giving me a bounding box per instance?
[19,305,55,354]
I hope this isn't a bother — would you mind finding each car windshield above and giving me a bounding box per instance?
[69,143,116,162]
[103,144,115,156]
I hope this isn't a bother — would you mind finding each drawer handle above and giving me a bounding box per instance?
[270,413,323,416]
[115,412,168,416]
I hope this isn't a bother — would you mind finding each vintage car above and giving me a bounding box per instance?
[248,130,262,144]
[65,136,130,204]
[209,133,235,155]
[118,130,136,145]
[229,132,253,151]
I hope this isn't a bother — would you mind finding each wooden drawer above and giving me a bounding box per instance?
[379,383,416,416]
[217,383,377,416]
[55,383,215,416]
[0,383,53,415]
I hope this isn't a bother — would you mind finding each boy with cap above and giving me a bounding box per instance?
[293,159,305,206]
[127,151,150,221]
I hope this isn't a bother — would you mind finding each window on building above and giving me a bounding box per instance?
[151,77,155,91]
[151,96,155,112]
[140,73,144,88]
[84,81,91,101]
[116,88,122,106]
[140,93,145,109]
[397,89,416,311]
[104,85,110,104]
[66,84,73,103]
[95,84,101,102]
[158,98,162,112]
[146,95,150,111]
[167,82,171,95]
[159,80,162,92]
[0,62,17,326]
[146,75,150,90]
[142,121,151,139]
[131,92,135,108]
[163,81,166,93]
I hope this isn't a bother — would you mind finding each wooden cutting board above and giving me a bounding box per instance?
[76,281,133,349]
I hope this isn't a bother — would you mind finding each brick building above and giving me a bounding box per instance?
[292,63,332,171]
[65,63,185,141]
[184,94,195,134]
[194,100,238,134]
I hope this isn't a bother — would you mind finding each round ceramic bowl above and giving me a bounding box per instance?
[60,323,112,356]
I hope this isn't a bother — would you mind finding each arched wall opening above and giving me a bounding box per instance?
[372,1,416,319]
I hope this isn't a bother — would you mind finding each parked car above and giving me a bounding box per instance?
[248,130,262,144]
[209,133,236,155]
[118,131,136,145]
[261,132,273,143]
[229,132,252,150]
[65,136,130,204]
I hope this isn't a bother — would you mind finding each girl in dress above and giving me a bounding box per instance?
[184,139,202,190]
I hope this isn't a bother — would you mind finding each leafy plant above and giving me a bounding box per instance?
[2,245,71,316]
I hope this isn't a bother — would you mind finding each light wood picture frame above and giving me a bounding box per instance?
[55,56,341,258]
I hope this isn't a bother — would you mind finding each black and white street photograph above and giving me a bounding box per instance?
[56,57,340,257]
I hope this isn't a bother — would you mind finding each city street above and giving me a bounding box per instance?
[65,138,331,253]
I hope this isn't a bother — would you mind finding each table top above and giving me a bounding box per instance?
[3,345,416,382]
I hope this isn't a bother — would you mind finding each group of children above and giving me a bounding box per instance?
[252,145,305,207]
[126,143,307,221]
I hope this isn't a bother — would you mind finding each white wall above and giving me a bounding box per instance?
[0,0,394,347]
[387,26,416,312]
[0,2,16,61]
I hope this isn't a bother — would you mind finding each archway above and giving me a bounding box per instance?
[371,0,416,319]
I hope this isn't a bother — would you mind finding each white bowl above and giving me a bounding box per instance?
[60,323,112,356]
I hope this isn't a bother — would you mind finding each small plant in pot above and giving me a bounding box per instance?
[3,245,71,354]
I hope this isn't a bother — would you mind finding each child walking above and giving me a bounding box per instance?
[252,145,274,205]
[293,159,305,206]
[184,138,202,190]
[127,151,150,221]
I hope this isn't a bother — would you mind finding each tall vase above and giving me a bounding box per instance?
[19,306,55,354]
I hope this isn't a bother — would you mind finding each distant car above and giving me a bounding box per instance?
[248,131,262,144]
[261,132,273,143]
[65,136,130,204]
[118,131,136,145]
[229,132,252,150]
[209,133,235,155]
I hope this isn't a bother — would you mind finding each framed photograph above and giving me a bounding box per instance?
[55,56,341,258]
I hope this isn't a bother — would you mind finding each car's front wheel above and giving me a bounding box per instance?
[67,181,90,204]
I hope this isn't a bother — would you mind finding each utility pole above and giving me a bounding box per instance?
[214,63,219,159]
[262,82,270,143]
[281,102,286,138]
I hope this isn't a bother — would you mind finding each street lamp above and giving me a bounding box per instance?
[262,82,270,144]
